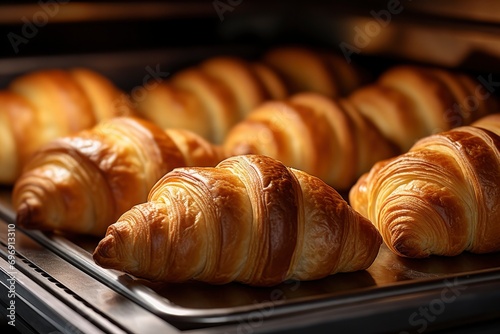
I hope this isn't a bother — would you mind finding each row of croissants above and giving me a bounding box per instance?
[0,46,365,184]
[4,46,500,287]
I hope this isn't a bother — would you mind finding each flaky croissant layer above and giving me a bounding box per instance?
[93,154,382,286]
[13,117,224,236]
[349,117,500,258]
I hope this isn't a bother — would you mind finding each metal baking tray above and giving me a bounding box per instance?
[2,186,500,333]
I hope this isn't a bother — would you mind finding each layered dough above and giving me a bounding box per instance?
[93,154,382,286]
[13,117,224,236]
[350,116,500,258]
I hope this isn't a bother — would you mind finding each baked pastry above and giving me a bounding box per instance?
[262,46,365,97]
[223,93,398,190]
[223,66,497,190]
[134,47,364,144]
[13,117,224,236]
[135,57,287,144]
[347,66,496,152]
[471,113,500,134]
[349,118,500,258]
[93,154,382,286]
[0,68,135,184]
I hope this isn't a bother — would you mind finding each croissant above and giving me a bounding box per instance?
[349,118,500,258]
[261,46,366,97]
[470,113,500,135]
[223,65,497,190]
[223,93,398,190]
[0,68,136,184]
[354,66,496,150]
[134,47,364,144]
[93,154,382,286]
[13,117,224,236]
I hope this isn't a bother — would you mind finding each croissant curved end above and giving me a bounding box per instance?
[391,232,431,259]
[16,199,44,230]
[92,232,118,267]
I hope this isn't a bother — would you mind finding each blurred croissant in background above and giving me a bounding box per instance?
[133,46,366,144]
[223,65,498,190]
[349,113,500,258]
[13,117,224,236]
[93,154,382,286]
[0,68,136,184]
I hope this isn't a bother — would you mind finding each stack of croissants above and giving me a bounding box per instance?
[3,46,500,286]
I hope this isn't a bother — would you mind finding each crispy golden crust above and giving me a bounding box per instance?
[350,124,500,258]
[13,117,222,236]
[93,155,382,286]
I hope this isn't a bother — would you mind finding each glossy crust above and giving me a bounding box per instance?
[349,119,500,258]
[93,154,382,286]
[13,117,224,236]
[0,68,135,184]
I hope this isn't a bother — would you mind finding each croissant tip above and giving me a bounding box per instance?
[392,240,429,259]
[93,233,118,265]
[16,201,42,229]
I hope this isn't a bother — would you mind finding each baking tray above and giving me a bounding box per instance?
[2,186,500,332]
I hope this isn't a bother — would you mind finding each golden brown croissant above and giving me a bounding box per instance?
[135,57,287,144]
[134,47,364,144]
[223,93,398,190]
[262,46,365,97]
[0,68,136,184]
[354,66,495,150]
[350,66,496,154]
[13,117,224,236]
[349,118,500,258]
[93,154,382,286]
[223,65,497,190]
